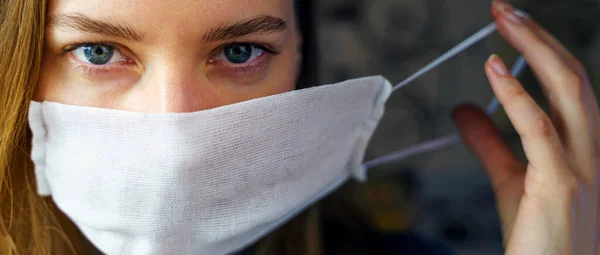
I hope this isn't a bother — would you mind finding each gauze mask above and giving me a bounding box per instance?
[29,76,391,255]
[28,22,526,255]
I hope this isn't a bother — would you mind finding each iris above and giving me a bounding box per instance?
[224,43,254,64]
[82,45,114,65]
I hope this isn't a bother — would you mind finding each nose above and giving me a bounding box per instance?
[140,61,225,113]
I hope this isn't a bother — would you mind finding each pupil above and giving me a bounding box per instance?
[224,44,252,64]
[83,44,114,65]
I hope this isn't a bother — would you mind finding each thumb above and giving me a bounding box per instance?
[451,104,526,242]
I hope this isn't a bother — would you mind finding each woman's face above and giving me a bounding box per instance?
[36,0,301,112]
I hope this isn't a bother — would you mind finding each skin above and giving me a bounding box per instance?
[453,1,599,254]
[36,0,598,253]
[36,0,301,112]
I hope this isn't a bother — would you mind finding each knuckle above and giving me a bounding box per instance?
[559,70,585,100]
[529,114,554,138]
[502,80,528,101]
[526,32,548,52]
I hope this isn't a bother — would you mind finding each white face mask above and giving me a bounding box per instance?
[29,76,391,255]
[28,22,526,255]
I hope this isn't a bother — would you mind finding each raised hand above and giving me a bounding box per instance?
[452,1,599,254]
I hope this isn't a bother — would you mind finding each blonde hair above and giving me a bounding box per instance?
[0,1,322,254]
[0,0,87,254]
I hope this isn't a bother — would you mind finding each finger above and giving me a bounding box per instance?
[518,12,599,132]
[491,1,575,97]
[485,55,569,179]
[521,16,587,77]
[491,1,596,179]
[452,104,526,242]
[452,104,523,189]
[518,12,600,138]
[519,14,600,139]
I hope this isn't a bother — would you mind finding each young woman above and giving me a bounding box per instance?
[0,0,598,254]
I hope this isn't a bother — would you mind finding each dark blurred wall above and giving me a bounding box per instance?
[315,1,599,254]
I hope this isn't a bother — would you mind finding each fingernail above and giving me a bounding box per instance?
[492,1,521,24]
[488,54,509,76]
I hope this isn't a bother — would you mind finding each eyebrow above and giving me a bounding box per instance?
[46,14,286,43]
[201,15,287,42]
[47,13,143,42]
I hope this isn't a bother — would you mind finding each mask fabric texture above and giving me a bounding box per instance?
[28,76,392,255]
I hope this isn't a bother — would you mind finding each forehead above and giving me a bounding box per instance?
[47,0,295,40]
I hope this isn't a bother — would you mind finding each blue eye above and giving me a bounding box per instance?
[220,43,264,64]
[72,44,125,65]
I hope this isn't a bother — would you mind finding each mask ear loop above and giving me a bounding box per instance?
[392,23,497,92]
[363,22,528,170]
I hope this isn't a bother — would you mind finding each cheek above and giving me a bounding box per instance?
[257,57,298,96]
[263,38,302,95]
[34,53,63,102]
[263,77,295,96]
[35,53,125,107]
[268,60,298,93]
[230,46,301,100]
[253,29,302,96]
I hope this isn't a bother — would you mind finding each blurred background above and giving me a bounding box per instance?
[313,1,600,254]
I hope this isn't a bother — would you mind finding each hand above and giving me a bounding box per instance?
[452,1,599,254]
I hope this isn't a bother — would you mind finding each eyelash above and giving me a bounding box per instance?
[210,42,280,75]
[60,41,281,77]
[61,40,131,76]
